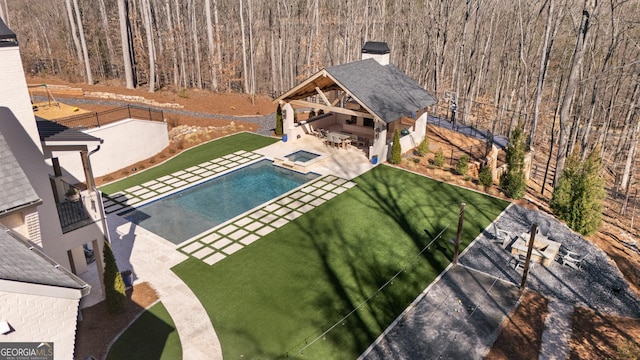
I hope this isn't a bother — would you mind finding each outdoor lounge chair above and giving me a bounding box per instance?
[491,223,512,248]
[302,122,320,137]
[562,252,586,270]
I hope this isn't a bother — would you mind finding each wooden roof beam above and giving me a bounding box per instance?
[288,99,375,119]
[331,91,347,106]
[315,86,331,106]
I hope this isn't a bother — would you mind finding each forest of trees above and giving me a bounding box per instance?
[1,0,639,206]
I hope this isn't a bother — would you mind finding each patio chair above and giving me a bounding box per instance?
[562,252,586,270]
[302,123,320,137]
[508,253,532,271]
[491,223,512,248]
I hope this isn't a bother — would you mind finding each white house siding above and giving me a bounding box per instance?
[0,290,80,360]
[0,47,42,154]
[53,119,169,180]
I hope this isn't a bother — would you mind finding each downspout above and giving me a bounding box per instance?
[87,144,110,244]
[87,144,110,298]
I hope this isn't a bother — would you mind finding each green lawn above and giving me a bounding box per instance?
[99,132,278,195]
[172,165,509,359]
[107,302,182,360]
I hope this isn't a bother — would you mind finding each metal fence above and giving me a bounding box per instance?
[429,93,530,142]
[51,104,164,129]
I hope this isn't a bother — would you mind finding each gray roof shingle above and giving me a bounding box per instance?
[326,59,437,123]
[36,118,102,144]
[0,229,87,290]
[0,130,40,214]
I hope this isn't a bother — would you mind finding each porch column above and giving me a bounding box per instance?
[80,150,96,191]
[283,102,295,137]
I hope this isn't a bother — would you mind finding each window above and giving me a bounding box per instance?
[363,118,374,128]
[347,115,357,125]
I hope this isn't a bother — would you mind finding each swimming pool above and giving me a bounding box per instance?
[123,159,319,244]
[285,150,321,163]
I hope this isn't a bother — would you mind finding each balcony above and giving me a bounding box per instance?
[56,191,104,234]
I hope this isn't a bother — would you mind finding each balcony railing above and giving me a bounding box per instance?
[56,191,104,233]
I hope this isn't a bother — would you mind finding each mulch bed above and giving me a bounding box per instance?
[74,282,158,360]
[485,290,549,359]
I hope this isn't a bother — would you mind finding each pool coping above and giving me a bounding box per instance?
[102,150,357,265]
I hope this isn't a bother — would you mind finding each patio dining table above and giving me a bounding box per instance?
[511,232,561,267]
[327,131,352,147]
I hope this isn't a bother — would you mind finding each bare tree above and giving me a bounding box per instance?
[117,0,135,89]
[554,0,596,188]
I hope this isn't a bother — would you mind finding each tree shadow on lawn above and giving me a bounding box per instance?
[106,302,181,360]
[281,165,508,358]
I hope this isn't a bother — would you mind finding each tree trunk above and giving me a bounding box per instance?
[140,0,155,92]
[190,0,202,89]
[205,0,218,91]
[530,0,555,150]
[65,0,83,74]
[72,0,92,84]
[239,0,248,93]
[97,0,117,77]
[117,0,135,89]
[554,1,594,188]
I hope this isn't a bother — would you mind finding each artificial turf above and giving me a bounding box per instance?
[172,165,509,359]
[99,132,278,195]
[106,302,182,360]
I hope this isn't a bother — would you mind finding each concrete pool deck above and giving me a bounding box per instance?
[88,138,375,358]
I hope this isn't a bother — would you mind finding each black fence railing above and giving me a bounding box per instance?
[51,104,164,129]
[56,198,93,233]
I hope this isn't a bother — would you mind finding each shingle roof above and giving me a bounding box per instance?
[36,118,102,144]
[0,129,40,214]
[0,17,17,47]
[0,229,88,290]
[326,59,438,123]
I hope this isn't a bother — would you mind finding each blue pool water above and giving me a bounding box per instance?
[286,150,321,163]
[123,159,319,244]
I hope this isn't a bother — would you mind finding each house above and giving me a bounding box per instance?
[0,16,109,358]
[0,226,90,359]
[274,41,438,162]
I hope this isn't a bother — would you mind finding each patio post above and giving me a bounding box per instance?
[520,223,538,289]
[453,202,465,265]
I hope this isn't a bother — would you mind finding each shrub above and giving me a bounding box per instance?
[500,123,526,199]
[617,339,640,360]
[413,157,421,163]
[103,242,127,314]
[456,154,469,175]
[478,164,493,188]
[551,147,605,235]
[416,137,429,156]
[309,109,316,118]
[275,104,283,136]
[433,148,445,167]
[390,129,402,164]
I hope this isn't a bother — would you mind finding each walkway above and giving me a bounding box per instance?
[539,299,573,360]
[178,174,356,265]
[107,214,222,359]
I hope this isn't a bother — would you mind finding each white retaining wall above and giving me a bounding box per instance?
[55,119,169,181]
